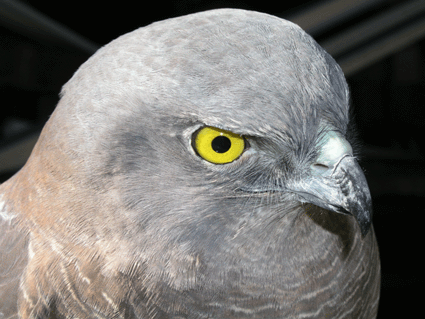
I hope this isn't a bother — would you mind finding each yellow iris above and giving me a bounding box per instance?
[194,126,245,164]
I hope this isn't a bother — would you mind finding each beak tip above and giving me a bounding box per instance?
[331,203,373,237]
[357,207,373,237]
[359,218,372,237]
[291,156,374,238]
[334,156,374,238]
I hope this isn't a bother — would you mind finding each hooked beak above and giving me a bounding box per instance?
[289,132,373,236]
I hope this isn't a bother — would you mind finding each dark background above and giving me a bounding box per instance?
[1,0,424,317]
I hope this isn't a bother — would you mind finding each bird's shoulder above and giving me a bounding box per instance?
[0,192,29,319]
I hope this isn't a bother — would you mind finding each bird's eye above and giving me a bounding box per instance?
[193,126,245,164]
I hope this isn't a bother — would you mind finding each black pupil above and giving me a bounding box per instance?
[212,136,231,153]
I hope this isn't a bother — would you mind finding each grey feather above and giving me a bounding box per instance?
[0,9,380,318]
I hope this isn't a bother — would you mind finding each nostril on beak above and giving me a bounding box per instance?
[312,163,330,173]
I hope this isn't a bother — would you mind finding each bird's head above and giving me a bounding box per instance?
[15,9,373,286]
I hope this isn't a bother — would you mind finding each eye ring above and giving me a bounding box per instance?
[192,126,246,164]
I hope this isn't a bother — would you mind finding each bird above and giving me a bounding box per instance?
[0,8,380,319]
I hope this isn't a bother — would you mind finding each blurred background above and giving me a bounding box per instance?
[1,0,424,317]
